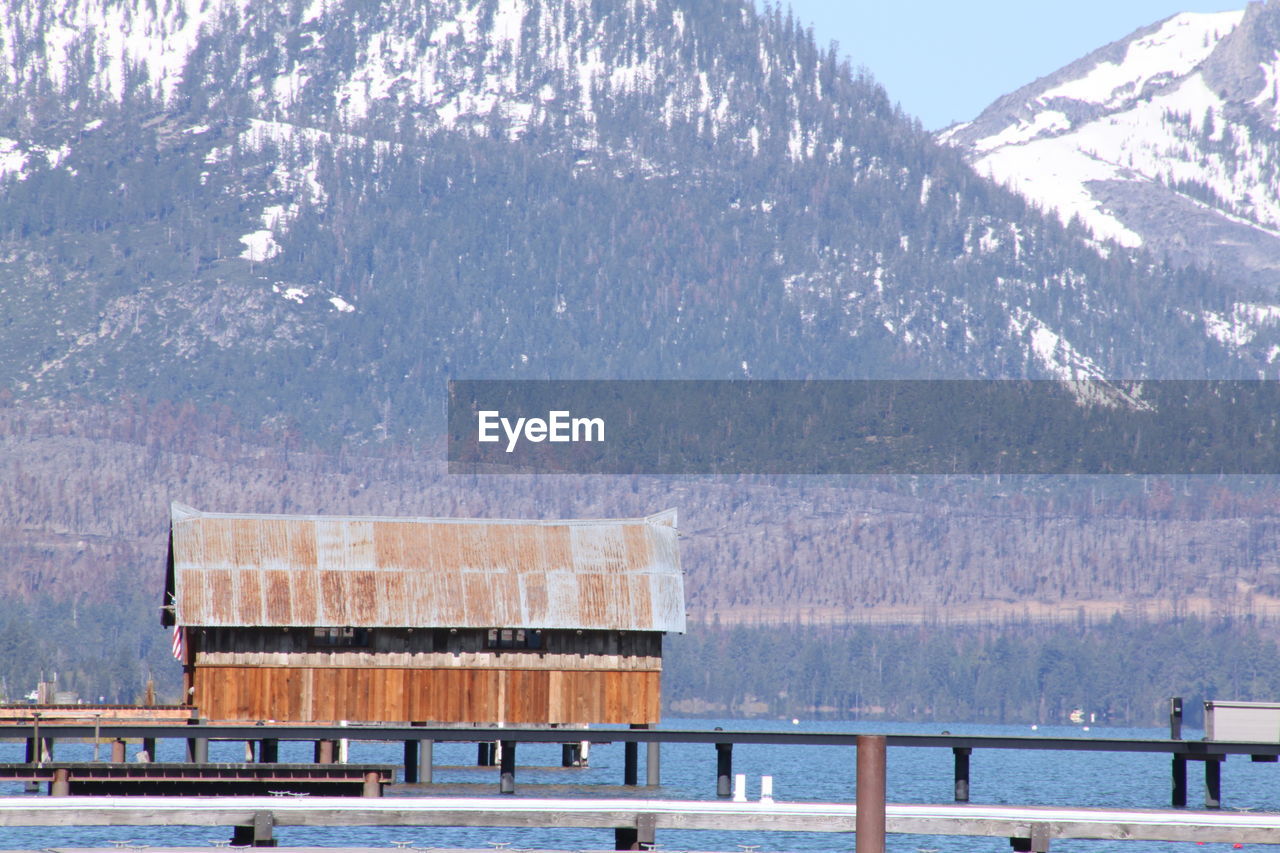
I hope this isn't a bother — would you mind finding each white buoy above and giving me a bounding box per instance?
[792,718,800,725]
[760,775,774,803]
[1030,724,1038,731]
[733,773,747,802]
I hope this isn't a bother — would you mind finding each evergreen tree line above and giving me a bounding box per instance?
[0,591,178,705]
[663,616,1280,727]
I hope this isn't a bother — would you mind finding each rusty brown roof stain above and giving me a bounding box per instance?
[168,503,684,632]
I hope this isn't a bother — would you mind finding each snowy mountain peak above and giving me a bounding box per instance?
[943,1,1280,308]
[1035,11,1243,111]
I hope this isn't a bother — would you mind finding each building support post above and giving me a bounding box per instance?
[856,734,887,853]
[187,737,209,763]
[499,740,516,794]
[954,747,971,802]
[715,742,733,798]
[186,719,208,763]
[259,738,278,763]
[50,767,70,797]
[140,738,155,763]
[403,740,419,784]
[478,741,496,766]
[1172,755,1187,807]
[315,740,335,764]
[362,770,382,798]
[419,739,433,784]
[624,742,639,786]
[1205,757,1222,809]
[110,739,126,763]
[629,723,658,786]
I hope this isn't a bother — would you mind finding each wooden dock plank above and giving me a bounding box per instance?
[1,796,1278,844]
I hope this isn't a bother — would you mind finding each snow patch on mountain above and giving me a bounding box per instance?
[1038,11,1243,108]
[0,0,250,101]
[1203,302,1280,348]
[979,141,1143,247]
[0,138,26,181]
[1009,307,1106,380]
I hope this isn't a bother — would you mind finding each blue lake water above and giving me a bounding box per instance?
[1,718,1277,851]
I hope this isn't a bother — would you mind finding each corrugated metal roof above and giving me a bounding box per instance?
[167,503,684,633]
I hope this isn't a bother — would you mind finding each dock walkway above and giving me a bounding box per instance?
[2,795,1278,848]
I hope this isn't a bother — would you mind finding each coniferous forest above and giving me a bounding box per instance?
[3,0,1280,723]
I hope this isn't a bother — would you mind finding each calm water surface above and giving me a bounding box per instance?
[1,718,1277,851]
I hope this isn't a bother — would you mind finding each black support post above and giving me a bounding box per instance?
[1205,757,1222,809]
[953,746,971,802]
[499,740,516,794]
[562,743,578,767]
[1172,696,1188,808]
[1172,755,1187,807]
[258,738,278,763]
[715,742,732,798]
[624,741,639,786]
[403,740,418,784]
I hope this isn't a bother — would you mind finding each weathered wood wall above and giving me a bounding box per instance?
[192,667,661,724]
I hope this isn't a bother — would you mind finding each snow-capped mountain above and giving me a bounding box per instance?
[942,2,1280,354]
[0,0,1264,440]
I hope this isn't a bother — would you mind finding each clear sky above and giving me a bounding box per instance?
[782,0,1245,130]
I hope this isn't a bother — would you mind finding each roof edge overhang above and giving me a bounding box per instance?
[171,503,679,529]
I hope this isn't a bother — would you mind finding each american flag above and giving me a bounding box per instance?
[171,625,184,661]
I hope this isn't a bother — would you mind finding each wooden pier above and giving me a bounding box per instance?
[1,794,1278,850]
[3,719,1278,849]
[3,720,1276,808]
[0,763,393,797]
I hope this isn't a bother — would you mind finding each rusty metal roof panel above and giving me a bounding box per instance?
[168,503,685,632]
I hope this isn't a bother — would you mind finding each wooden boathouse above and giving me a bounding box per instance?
[161,503,684,725]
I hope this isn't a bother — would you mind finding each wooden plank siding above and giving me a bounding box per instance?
[193,667,661,724]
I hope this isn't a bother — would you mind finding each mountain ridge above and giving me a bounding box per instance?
[943,1,1280,343]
